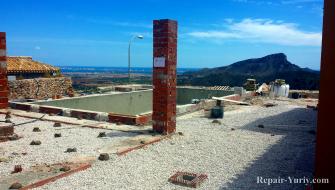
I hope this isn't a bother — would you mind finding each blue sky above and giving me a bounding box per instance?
[2,0,323,70]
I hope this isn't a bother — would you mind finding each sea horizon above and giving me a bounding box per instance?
[59,66,201,74]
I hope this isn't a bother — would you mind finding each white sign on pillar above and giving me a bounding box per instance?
[0,50,6,57]
[0,62,7,69]
[154,57,165,68]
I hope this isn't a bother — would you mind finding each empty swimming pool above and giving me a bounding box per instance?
[10,87,234,125]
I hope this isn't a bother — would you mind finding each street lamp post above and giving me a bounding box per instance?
[128,35,143,83]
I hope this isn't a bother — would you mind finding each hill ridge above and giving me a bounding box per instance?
[179,53,320,90]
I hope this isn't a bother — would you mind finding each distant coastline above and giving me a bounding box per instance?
[59,66,200,74]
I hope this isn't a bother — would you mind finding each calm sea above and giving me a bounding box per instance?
[59,66,200,74]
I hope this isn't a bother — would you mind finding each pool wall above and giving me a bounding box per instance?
[9,88,247,125]
[176,87,235,105]
[36,90,153,115]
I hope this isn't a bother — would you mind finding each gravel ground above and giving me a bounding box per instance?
[1,98,317,190]
[0,117,137,176]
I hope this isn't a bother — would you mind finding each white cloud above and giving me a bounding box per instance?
[187,18,321,46]
[34,46,41,50]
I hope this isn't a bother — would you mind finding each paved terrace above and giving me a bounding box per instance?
[0,97,317,190]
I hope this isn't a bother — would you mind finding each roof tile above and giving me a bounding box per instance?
[7,56,59,73]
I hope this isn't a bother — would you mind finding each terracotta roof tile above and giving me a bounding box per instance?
[7,56,60,73]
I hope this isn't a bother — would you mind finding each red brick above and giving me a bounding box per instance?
[39,106,63,115]
[0,84,8,91]
[0,102,8,109]
[0,97,8,103]
[135,114,152,125]
[152,19,177,134]
[70,110,97,120]
[0,125,14,137]
[13,103,31,111]
[0,90,8,97]
[108,113,137,125]
[0,32,7,109]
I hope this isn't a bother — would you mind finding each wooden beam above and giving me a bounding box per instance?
[212,97,250,105]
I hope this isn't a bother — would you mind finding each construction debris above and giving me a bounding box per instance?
[212,97,250,105]
[8,134,20,141]
[212,120,222,124]
[256,83,270,95]
[98,132,107,138]
[32,127,41,132]
[191,99,200,104]
[98,153,110,161]
[207,86,231,90]
[263,103,277,107]
[5,112,11,119]
[9,182,22,189]
[257,124,265,128]
[53,122,62,127]
[12,165,23,174]
[60,166,71,172]
[244,79,257,91]
[269,79,290,98]
[0,157,10,163]
[4,112,12,123]
[30,140,41,145]
[65,148,77,153]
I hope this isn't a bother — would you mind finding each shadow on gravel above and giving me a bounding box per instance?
[105,131,139,138]
[105,129,156,138]
[221,108,317,190]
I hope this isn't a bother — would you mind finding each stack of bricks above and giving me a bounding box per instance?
[152,19,177,134]
[0,32,8,109]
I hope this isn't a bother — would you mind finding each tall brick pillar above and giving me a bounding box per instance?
[152,19,177,134]
[0,32,8,109]
[314,0,335,189]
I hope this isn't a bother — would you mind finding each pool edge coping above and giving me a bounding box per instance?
[8,93,245,126]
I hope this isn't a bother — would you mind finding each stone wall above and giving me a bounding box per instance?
[9,77,73,100]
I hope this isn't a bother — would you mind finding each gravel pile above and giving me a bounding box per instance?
[24,100,317,190]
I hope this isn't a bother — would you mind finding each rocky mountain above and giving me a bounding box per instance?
[178,53,320,90]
